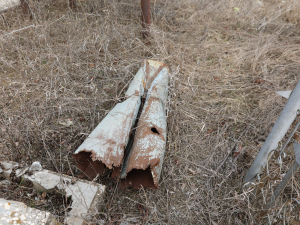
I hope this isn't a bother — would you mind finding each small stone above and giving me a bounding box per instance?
[16,166,29,177]
[29,162,42,172]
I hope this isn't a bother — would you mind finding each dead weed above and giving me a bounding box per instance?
[1,0,300,224]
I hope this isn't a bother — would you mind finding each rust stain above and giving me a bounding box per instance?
[145,65,167,90]
[120,167,157,189]
[73,151,107,179]
[145,60,150,80]
[73,97,140,179]
[122,97,167,188]
[147,60,166,69]
[111,165,122,178]
[73,60,169,189]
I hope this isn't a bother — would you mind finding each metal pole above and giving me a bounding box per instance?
[244,80,300,184]
[267,160,299,208]
[141,0,151,39]
[267,141,300,208]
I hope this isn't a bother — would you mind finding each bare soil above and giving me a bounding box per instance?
[1,0,300,224]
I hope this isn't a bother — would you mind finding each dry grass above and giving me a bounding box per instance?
[1,0,300,224]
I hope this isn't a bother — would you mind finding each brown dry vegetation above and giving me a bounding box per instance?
[1,0,300,224]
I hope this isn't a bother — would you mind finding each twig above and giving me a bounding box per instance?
[216,126,249,172]
[2,24,35,37]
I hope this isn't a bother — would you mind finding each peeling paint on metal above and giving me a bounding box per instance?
[125,67,145,99]
[73,96,141,179]
[120,62,169,189]
[125,60,168,99]
[120,99,167,189]
[73,59,169,189]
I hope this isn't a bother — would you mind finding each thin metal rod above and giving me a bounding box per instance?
[141,0,151,39]
[279,120,300,156]
[267,160,299,208]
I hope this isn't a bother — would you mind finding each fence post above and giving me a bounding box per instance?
[141,0,151,39]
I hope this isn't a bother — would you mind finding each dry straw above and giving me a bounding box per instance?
[1,0,300,223]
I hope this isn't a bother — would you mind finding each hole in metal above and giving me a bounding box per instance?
[151,127,159,135]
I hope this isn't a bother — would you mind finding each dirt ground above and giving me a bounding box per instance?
[1,0,300,224]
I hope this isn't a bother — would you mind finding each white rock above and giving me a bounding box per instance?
[29,161,42,171]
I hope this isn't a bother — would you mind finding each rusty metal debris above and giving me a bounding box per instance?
[74,60,169,189]
[141,0,151,39]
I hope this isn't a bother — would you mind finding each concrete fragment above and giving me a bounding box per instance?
[0,161,19,180]
[23,170,105,225]
[0,161,106,225]
[16,166,29,178]
[0,198,58,225]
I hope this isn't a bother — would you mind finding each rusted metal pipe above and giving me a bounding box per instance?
[120,61,169,189]
[73,95,143,179]
[73,60,169,189]
[141,0,151,39]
